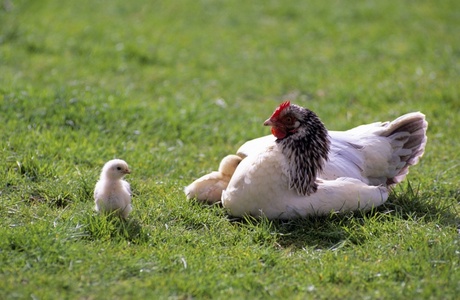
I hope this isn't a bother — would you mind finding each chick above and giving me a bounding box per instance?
[184,154,242,204]
[94,159,132,218]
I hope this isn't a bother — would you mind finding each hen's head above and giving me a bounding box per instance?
[101,159,131,180]
[264,100,318,140]
[263,101,330,195]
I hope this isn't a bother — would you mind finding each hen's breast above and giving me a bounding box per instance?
[222,144,290,217]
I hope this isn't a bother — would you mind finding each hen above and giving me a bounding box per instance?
[186,101,427,219]
[94,159,132,218]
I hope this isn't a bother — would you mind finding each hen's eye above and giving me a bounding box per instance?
[285,116,293,123]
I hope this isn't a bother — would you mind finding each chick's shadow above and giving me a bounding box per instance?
[85,213,148,244]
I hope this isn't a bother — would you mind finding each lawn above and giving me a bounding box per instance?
[1,0,459,299]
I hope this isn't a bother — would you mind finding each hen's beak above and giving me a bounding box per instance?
[263,118,274,126]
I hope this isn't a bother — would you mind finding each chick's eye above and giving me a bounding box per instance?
[116,167,122,171]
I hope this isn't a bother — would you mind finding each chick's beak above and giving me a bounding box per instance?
[124,169,131,174]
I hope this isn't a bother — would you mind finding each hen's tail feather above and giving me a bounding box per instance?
[383,112,428,186]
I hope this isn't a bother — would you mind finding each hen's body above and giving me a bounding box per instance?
[222,143,388,219]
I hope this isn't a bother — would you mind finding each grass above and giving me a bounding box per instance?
[0,0,459,299]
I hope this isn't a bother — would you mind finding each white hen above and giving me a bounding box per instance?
[94,159,132,218]
[186,101,427,219]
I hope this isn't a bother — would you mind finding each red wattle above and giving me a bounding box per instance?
[271,127,286,139]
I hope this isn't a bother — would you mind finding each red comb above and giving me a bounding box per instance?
[270,100,291,119]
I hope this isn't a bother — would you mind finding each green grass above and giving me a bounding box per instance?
[1,0,459,299]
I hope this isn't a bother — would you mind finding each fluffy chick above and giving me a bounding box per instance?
[94,159,132,218]
[184,154,242,204]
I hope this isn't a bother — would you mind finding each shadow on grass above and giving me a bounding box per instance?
[227,181,459,250]
[84,213,149,244]
[232,214,355,250]
[382,182,459,225]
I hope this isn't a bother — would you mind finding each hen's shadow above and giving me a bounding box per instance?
[230,184,459,250]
